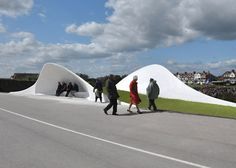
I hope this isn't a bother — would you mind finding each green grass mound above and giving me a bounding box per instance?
[118,90,236,119]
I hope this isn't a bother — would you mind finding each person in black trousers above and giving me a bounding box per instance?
[146,78,160,111]
[65,82,73,97]
[103,75,119,115]
[56,82,62,96]
[93,79,103,102]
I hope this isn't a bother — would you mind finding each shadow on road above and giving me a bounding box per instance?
[117,109,165,116]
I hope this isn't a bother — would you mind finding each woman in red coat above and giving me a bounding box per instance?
[127,75,141,113]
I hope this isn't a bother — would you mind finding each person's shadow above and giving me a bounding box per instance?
[118,109,165,116]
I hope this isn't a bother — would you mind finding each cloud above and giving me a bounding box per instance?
[207,59,236,71]
[66,22,105,37]
[64,0,236,76]
[66,0,197,53]
[38,12,46,22]
[0,30,138,77]
[1,0,236,77]
[0,0,33,17]
[0,31,235,77]
[0,32,36,56]
[165,59,236,75]
[66,0,236,53]
[11,31,34,39]
[0,23,6,33]
[101,0,198,50]
[38,13,46,18]
[0,0,34,41]
[61,53,137,77]
[182,0,236,40]
[0,31,114,77]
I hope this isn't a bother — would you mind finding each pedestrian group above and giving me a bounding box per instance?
[103,75,160,115]
[56,81,79,97]
[54,76,160,116]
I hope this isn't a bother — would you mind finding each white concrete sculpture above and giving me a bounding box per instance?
[12,63,94,100]
[117,64,236,107]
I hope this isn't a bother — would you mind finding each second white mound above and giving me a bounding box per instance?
[116,64,236,108]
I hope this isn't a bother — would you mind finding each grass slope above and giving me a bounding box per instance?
[118,90,236,119]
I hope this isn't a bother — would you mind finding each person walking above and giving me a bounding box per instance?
[127,75,141,114]
[103,75,119,115]
[146,78,160,111]
[93,79,103,102]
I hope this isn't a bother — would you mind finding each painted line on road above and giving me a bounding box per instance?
[0,107,210,168]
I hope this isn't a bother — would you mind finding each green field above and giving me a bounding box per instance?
[117,90,236,119]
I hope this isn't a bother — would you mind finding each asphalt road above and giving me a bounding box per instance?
[0,93,236,168]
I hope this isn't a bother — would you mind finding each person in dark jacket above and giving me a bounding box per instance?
[61,82,67,95]
[146,78,160,111]
[56,81,67,96]
[73,83,79,92]
[65,82,73,97]
[56,82,63,96]
[103,75,119,115]
[93,79,103,102]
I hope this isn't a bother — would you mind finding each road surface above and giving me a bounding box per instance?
[0,93,236,168]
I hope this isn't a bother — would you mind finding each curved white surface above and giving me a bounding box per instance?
[117,64,236,107]
[12,63,94,100]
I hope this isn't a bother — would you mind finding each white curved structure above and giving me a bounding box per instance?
[117,64,236,108]
[12,63,94,100]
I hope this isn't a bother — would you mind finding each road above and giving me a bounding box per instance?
[0,93,236,168]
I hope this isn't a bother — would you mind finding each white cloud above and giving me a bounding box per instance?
[0,32,38,59]
[0,0,33,17]
[66,0,200,53]
[38,12,46,22]
[38,13,46,18]
[0,0,34,41]
[182,0,236,40]
[0,23,6,33]
[62,53,138,77]
[0,31,139,77]
[65,24,78,34]
[11,31,34,39]
[0,31,114,77]
[65,0,236,76]
[65,0,236,53]
[165,59,236,75]
[66,22,105,37]
[1,0,236,77]
[207,59,236,71]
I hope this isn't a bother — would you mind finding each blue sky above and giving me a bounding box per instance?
[0,0,236,78]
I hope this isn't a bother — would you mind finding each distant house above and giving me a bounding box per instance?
[223,70,236,79]
[11,73,39,81]
[194,71,208,84]
[175,72,194,84]
[221,70,236,84]
[175,71,214,84]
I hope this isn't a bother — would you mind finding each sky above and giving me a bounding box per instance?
[0,0,236,78]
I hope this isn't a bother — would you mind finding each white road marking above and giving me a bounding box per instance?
[0,107,210,168]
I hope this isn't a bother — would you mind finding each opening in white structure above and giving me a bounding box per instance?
[116,64,236,108]
[12,63,94,100]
